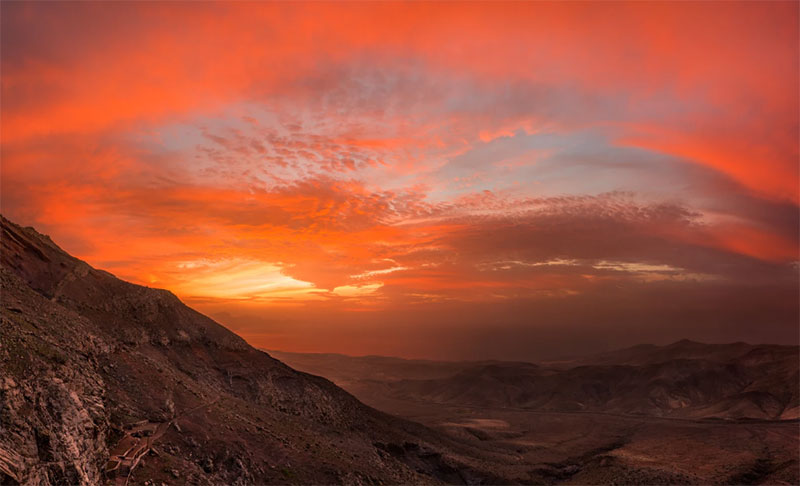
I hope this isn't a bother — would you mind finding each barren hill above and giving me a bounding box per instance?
[0,216,500,485]
[273,343,799,421]
[386,352,798,420]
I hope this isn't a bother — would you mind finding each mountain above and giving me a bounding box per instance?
[0,216,501,485]
[272,343,799,421]
[382,343,799,420]
[250,348,800,484]
[265,350,478,386]
[540,339,780,368]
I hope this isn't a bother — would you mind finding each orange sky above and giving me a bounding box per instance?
[2,1,798,359]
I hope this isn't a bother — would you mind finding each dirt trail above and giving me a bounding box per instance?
[105,399,219,485]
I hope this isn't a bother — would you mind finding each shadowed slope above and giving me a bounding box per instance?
[0,216,504,485]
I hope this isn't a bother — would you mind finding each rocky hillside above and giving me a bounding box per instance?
[0,216,502,485]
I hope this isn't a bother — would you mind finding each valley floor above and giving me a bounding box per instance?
[350,386,800,485]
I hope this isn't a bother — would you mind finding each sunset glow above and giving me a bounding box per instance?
[2,1,797,359]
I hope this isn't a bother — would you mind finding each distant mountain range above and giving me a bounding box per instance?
[271,340,799,421]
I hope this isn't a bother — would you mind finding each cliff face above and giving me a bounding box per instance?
[0,216,489,486]
[2,264,110,484]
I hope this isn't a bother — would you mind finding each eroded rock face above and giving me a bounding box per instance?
[1,266,110,485]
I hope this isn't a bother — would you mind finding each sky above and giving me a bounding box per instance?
[1,1,798,360]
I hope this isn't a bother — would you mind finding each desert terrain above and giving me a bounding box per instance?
[271,346,800,485]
